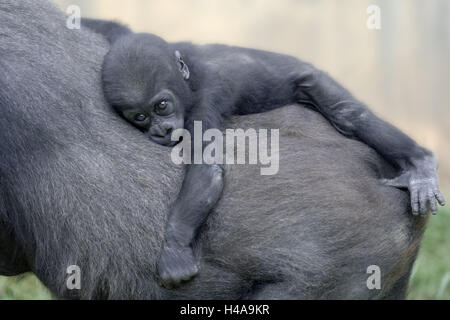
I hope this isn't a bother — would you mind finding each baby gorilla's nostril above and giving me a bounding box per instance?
[150,125,167,137]
[166,128,173,136]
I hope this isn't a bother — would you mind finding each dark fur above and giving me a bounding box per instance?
[82,18,444,286]
[0,0,427,299]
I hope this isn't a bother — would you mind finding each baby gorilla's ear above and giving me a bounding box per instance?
[174,50,190,80]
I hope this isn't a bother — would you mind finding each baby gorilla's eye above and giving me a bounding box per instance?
[134,113,148,122]
[156,100,168,110]
[154,100,174,116]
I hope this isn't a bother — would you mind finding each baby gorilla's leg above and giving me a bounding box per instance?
[156,164,224,288]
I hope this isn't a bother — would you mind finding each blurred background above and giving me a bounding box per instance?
[0,0,448,299]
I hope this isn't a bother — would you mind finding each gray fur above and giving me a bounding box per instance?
[0,0,425,299]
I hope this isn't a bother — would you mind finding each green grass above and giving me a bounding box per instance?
[1,209,449,300]
[0,273,51,300]
[407,209,450,299]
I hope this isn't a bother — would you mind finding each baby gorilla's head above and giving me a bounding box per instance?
[102,33,192,146]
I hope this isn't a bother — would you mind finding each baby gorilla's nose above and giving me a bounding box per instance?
[149,124,176,146]
[150,124,170,137]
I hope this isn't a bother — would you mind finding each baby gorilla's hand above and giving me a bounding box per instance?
[382,155,445,216]
[156,244,199,289]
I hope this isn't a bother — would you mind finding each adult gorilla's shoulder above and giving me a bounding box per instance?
[0,0,425,299]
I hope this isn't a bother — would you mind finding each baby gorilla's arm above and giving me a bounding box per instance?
[156,164,224,288]
[290,65,445,215]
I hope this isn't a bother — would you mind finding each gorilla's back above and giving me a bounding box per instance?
[201,106,426,299]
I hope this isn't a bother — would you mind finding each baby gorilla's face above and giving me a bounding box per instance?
[121,89,185,146]
[102,34,191,147]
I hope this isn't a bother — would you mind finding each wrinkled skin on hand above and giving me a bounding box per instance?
[382,155,445,216]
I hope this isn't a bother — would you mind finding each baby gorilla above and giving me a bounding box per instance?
[83,18,445,288]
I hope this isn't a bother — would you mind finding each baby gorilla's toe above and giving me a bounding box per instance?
[156,245,198,289]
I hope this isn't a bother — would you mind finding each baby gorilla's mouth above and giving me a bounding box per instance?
[148,125,177,146]
[149,131,182,147]
[149,134,173,146]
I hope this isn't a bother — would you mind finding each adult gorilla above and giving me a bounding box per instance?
[0,0,426,299]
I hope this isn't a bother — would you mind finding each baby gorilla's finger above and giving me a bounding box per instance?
[418,191,428,216]
[382,175,408,188]
[434,190,446,206]
[410,189,420,216]
[429,191,438,215]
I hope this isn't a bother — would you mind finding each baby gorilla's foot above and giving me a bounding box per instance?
[156,244,198,289]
